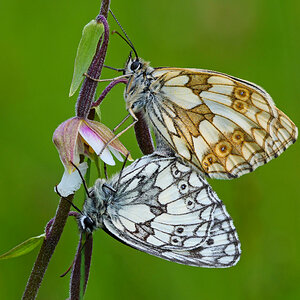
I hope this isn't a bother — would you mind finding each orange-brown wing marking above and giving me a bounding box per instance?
[147,69,298,179]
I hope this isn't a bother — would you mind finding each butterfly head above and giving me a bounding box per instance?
[124,53,148,75]
[80,215,95,233]
[124,54,155,114]
[79,179,112,233]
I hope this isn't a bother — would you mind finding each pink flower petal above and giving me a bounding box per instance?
[56,162,88,197]
[79,123,115,165]
[52,117,82,173]
[88,119,131,159]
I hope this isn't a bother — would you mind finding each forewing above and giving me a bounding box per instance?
[147,68,297,179]
[103,154,241,267]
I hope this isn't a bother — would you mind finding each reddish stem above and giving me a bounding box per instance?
[45,211,80,239]
[22,195,74,300]
[76,15,109,118]
[22,1,111,299]
[69,233,93,299]
[92,78,128,107]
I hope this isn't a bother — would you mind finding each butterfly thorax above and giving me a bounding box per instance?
[124,58,160,114]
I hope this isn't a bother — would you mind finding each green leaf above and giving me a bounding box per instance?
[69,20,104,97]
[0,233,45,260]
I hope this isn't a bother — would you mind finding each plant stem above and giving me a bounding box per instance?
[75,13,110,118]
[22,194,73,300]
[92,78,127,107]
[22,1,111,299]
[69,233,93,299]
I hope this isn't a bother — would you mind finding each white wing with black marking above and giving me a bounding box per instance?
[101,154,241,267]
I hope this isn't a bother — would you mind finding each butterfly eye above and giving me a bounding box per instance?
[83,216,94,232]
[130,60,141,71]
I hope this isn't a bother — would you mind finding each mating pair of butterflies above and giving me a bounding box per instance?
[79,59,297,268]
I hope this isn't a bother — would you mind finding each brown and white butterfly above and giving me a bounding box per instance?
[124,57,298,179]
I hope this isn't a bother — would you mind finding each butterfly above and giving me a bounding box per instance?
[123,56,298,179]
[79,153,241,268]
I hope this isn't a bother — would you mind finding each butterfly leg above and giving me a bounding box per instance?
[113,114,131,132]
[103,162,108,180]
[127,108,139,123]
[84,72,129,83]
[98,110,138,156]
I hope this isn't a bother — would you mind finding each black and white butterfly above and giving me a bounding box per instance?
[79,153,241,268]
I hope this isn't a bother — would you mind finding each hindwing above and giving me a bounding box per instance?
[101,154,241,267]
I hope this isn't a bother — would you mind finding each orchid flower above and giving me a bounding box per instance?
[53,116,131,196]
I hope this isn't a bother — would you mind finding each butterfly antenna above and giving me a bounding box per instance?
[55,185,84,215]
[103,65,125,72]
[66,199,84,215]
[70,162,90,197]
[60,236,89,277]
[109,9,139,59]
[116,153,130,191]
[103,162,108,180]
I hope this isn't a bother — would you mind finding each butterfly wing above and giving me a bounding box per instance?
[102,154,241,267]
[145,68,297,179]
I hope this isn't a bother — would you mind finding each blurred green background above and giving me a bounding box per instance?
[0,0,299,299]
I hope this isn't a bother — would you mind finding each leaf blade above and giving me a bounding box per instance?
[69,20,104,97]
[0,233,45,260]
